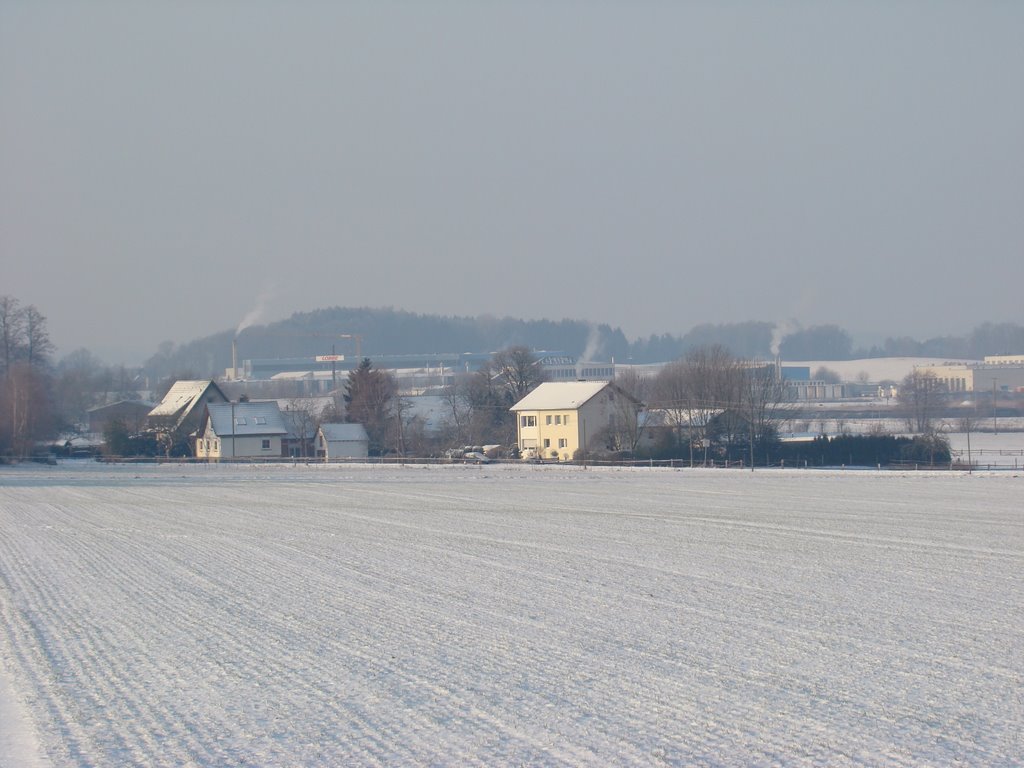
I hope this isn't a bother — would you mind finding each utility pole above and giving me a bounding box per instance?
[993,378,998,434]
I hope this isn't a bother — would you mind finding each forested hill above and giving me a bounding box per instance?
[144,308,637,380]
[141,306,1024,382]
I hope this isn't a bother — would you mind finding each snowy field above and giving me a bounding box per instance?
[946,432,1024,469]
[1,462,1021,767]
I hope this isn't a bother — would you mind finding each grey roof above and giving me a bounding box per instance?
[319,423,369,443]
[509,381,611,412]
[205,402,288,437]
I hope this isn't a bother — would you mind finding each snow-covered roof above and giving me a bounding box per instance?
[206,402,288,437]
[270,371,315,381]
[402,395,449,434]
[148,381,221,418]
[641,408,724,428]
[273,398,336,418]
[510,381,611,411]
[319,423,369,443]
[88,399,154,413]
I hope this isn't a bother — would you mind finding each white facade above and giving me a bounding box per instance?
[196,402,287,460]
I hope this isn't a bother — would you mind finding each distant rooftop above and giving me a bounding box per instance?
[206,402,288,437]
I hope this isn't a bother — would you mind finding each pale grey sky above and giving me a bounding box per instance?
[3,2,1022,364]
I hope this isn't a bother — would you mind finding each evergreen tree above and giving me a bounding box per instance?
[343,359,399,455]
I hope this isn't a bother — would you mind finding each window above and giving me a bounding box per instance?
[543,438,550,448]
[546,415,552,425]
[235,417,246,426]
[555,415,561,425]
[521,415,536,427]
[254,416,267,425]
[558,438,567,448]
[563,414,570,425]
[261,439,271,450]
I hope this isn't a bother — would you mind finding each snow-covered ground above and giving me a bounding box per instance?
[947,432,1024,468]
[1,462,1021,766]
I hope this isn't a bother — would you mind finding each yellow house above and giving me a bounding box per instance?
[510,381,640,461]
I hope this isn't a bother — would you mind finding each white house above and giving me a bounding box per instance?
[196,402,288,460]
[315,423,370,460]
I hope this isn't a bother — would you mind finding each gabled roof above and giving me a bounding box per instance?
[319,423,369,443]
[205,402,288,437]
[148,380,226,419]
[510,381,612,412]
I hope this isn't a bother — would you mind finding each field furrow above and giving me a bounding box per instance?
[0,463,1021,766]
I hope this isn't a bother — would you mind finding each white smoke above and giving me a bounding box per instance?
[770,319,801,357]
[581,324,602,362]
[235,290,273,337]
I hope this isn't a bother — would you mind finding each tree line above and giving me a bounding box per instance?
[1,296,143,460]
[1,296,57,457]
[141,305,1024,382]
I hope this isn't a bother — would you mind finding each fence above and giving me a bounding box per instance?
[74,455,1010,471]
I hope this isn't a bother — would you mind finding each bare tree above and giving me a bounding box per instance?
[55,349,108,430]
[733,361,792,469]
[439,373,473,446]
[899,370,943,433]
[0,299,59,457]
[651,345,743,465]
[23,305,54,366]
[606,371,647,454]
[0,296,25,374]
[1,362,58,457]
[457,348,546,449]
[651,359,691,453]
[281,398,323,458]
[463,365,513,446]
[490,346,547,404]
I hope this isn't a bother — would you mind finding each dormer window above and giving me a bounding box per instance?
[254,416,267,425]
[235,417,246,426]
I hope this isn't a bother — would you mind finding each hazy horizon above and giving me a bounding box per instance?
[4,2,1022,365]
